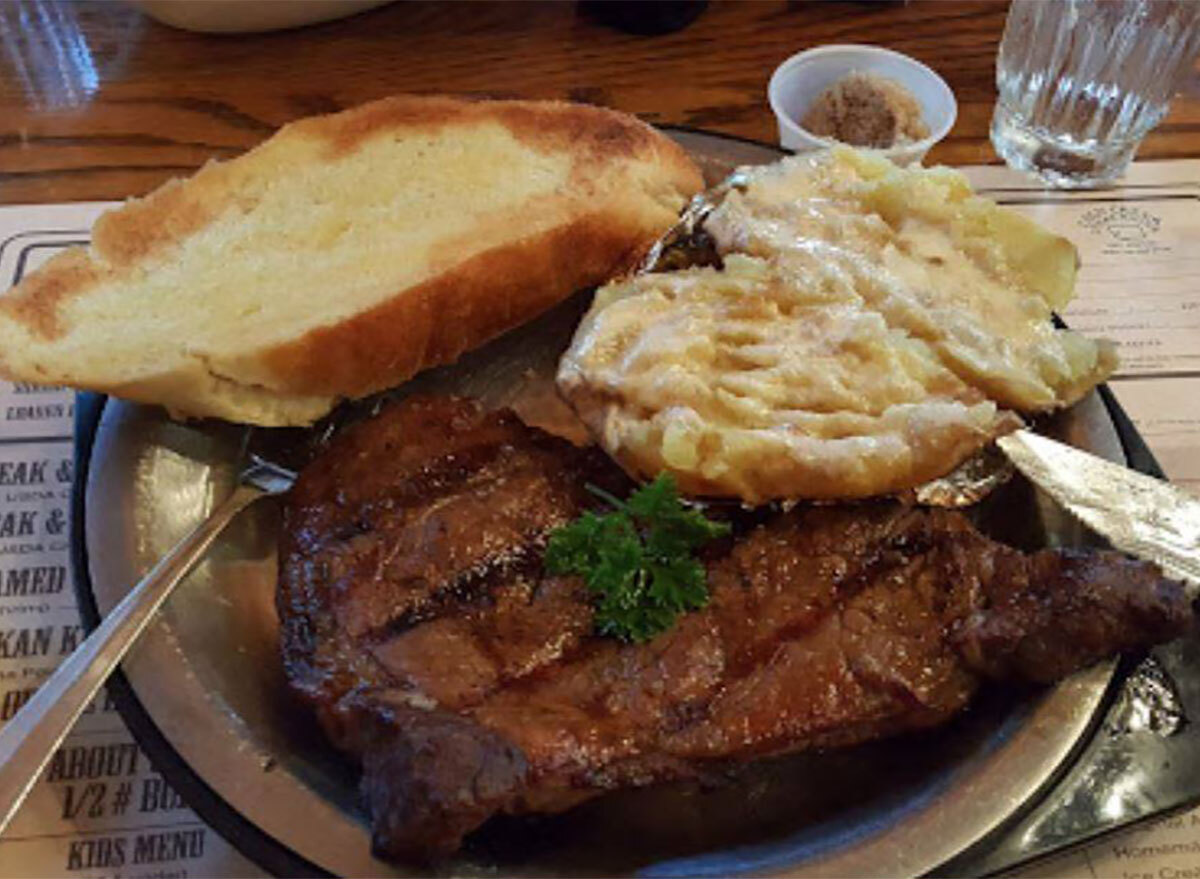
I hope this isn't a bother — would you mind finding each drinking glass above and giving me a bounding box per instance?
[992,0,1200,188]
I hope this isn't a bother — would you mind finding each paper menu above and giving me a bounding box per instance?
[962,160,1200,496]
[0,204,264,878]
[0,163,1195,879]
[1014,812,1200,879]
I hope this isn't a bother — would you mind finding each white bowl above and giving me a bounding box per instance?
[768,44,957,165]
[129,0,394,32]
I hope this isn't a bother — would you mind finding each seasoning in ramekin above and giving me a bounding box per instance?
[802,71,930,148]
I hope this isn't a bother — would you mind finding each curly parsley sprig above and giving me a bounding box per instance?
[544,474,730,643]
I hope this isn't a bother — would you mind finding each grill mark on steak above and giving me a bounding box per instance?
[361,540,546,642]
[277,395,1193,863]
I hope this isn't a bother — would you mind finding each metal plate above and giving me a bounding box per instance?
[76,130,1128,878]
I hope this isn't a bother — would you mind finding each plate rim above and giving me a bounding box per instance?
[68,126,1168,879]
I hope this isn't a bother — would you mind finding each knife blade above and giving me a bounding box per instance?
[997,429,1200,591]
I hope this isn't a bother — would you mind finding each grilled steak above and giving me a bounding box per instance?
[277,396,1192,862]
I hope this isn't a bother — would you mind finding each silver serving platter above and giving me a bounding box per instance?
[80,130,1126,878]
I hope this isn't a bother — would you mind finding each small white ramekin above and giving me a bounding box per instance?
[768,44,957,166]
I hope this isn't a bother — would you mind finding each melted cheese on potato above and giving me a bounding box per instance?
[557,148,1116,502]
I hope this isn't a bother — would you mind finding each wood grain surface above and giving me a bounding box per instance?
[0,0,1197,205]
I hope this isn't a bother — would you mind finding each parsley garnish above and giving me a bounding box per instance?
[544,474,731,643]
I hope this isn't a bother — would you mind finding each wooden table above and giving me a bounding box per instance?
[1,0,1198,205]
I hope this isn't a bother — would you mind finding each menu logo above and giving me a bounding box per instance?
[1078,204,1160,240]
[1077,204,1169,255]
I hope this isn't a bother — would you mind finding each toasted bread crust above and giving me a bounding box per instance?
[0,96,703,425]
[307,95,671,169]
[75,96,698,281]
[1,247,100,340]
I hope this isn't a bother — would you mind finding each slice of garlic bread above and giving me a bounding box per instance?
[0,96,702,425]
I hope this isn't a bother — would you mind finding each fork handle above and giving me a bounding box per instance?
[0,482,266,835]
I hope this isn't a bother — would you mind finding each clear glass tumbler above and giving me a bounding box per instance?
[992,0,1200,188]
